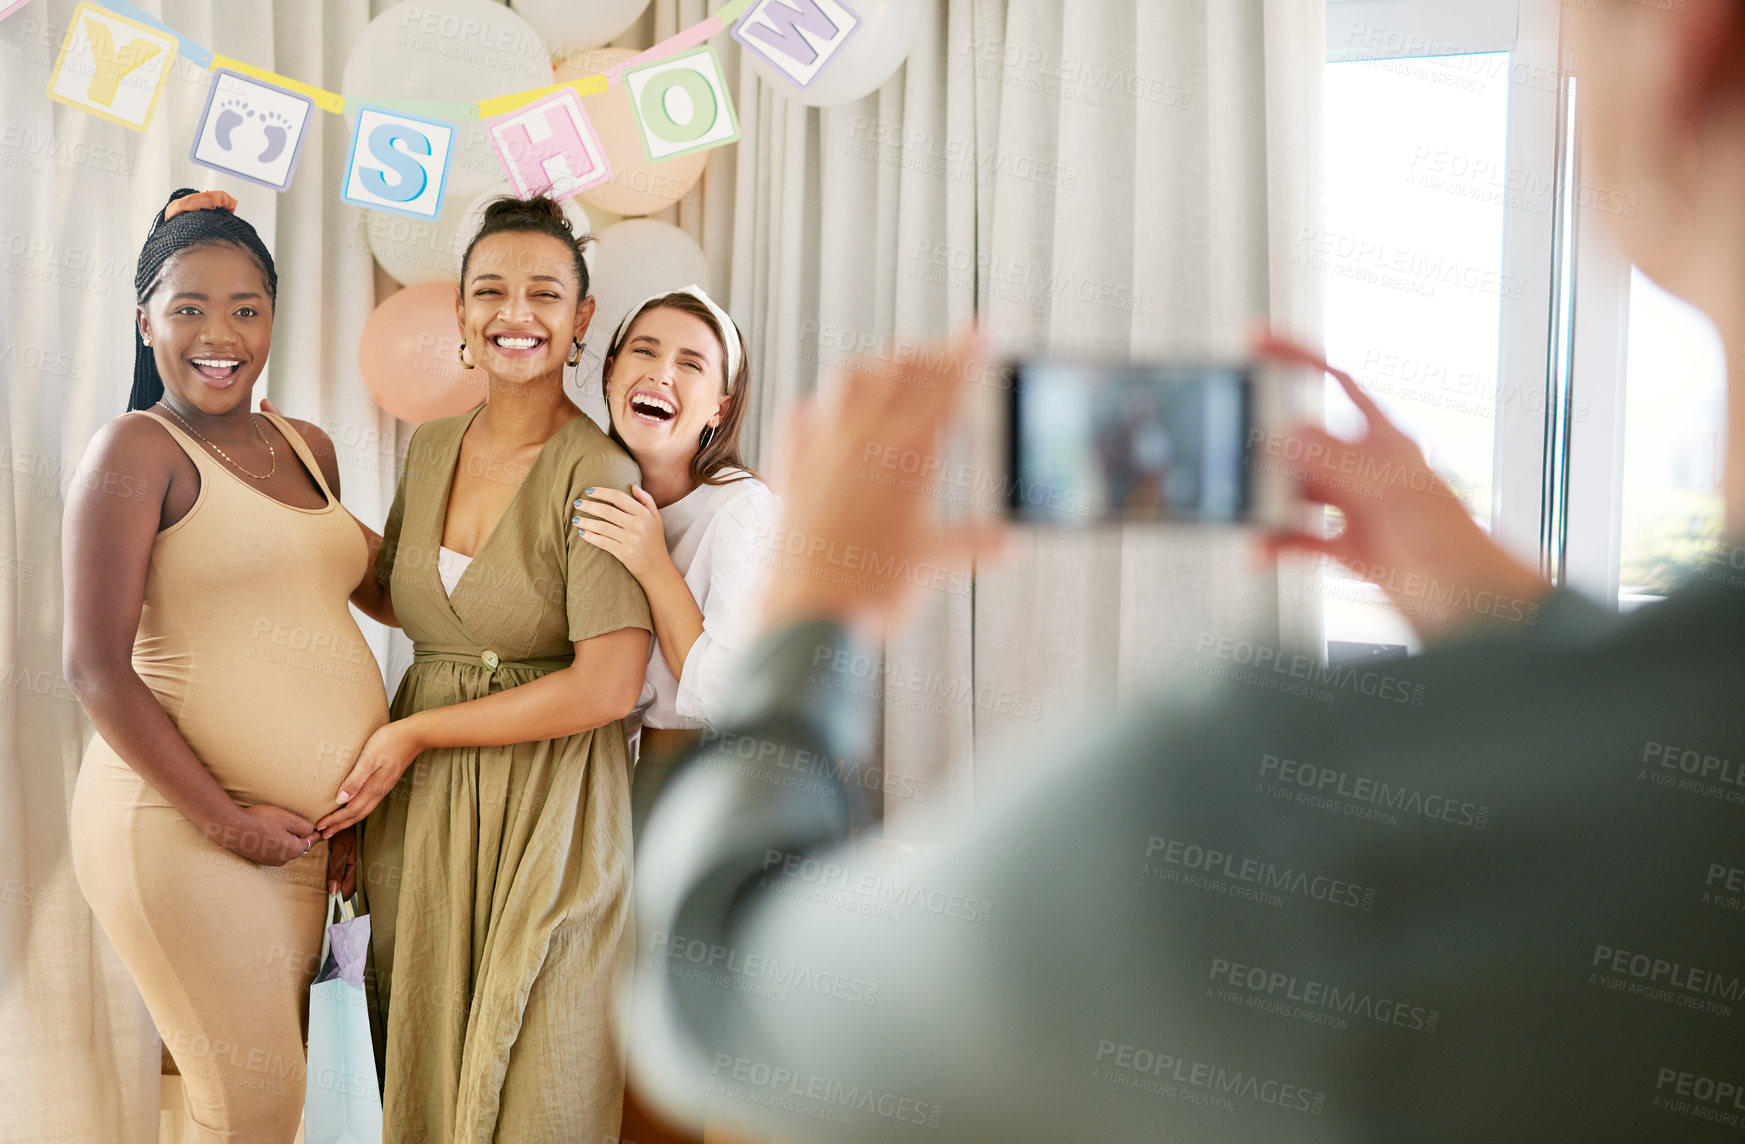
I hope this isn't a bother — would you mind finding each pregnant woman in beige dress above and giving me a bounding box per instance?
[65,189,395,1142]
[311,195,653,1143]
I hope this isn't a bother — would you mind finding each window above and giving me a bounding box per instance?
[1615,273,1727,603]
[1318,51,1512,651]
[1558,81,1728,610]
[1322,0,1730,633]
[1319,0,1563,656]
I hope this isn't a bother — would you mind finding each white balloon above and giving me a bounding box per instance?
[518,0,652,59]
[341,0,553,199]
[721,0,921,107]
[363,193,477,286]
[579,218,712,397]
[454,187,596,283]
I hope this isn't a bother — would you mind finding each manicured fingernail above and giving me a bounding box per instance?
[336,791,350,804]
[584,487,595,495]
[571,516,581,525]
[573,499,583,507]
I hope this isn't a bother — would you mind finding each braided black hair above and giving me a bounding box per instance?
[129,188,278,412]
[459,194,592,297]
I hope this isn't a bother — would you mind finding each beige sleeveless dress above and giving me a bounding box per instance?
[70,410,390,1143]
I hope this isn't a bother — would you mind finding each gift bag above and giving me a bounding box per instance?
[304,892,382,1144]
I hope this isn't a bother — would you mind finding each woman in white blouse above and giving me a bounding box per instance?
[571,284,778,835]
[572,284,774,1144]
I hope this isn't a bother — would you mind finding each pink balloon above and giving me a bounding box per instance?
[563,48,708,218]
[357,281,485,423]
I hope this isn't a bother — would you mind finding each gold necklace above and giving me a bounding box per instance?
[159,403,277,480]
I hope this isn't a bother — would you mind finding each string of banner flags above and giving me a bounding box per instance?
[19,0,876,221]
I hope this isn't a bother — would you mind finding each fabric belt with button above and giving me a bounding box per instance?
[411,644,573,700]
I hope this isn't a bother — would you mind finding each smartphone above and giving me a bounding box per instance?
[1004,358,1257,525]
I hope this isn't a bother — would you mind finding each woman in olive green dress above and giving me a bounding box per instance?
[313,196,652,1143]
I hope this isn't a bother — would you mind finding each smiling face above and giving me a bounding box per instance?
[604,305,733,469]
[136,243,273,415]
[457,230,595,384]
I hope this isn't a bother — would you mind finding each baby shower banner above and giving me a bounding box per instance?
[23,0,872,221]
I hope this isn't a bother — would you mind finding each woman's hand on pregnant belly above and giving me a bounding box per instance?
[315,719,422,839]
[221,804,320,866]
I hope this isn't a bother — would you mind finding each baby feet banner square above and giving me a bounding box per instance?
[190,69,315,191]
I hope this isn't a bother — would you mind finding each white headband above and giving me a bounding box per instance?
[610,283,743,392]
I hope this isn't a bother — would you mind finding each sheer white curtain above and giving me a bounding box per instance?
[968,0,1325,801]
[674,0,1326,831]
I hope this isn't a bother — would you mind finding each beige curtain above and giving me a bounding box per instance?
[670,0,1327,832]
[969,0,1326,803]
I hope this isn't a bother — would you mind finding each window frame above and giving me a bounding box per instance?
[1558,89,1635,607]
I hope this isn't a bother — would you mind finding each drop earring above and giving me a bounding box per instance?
[458,342,475,369]
[567,339,582,367]
[699,424,716,448]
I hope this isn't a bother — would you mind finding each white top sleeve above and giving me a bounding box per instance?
[672,482,780,725]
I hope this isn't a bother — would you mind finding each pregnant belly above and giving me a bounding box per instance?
[170,645,392,823]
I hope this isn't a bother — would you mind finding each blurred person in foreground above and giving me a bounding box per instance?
[625,0,1745,1139]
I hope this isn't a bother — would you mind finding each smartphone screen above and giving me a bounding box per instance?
[1006,359,1253,525]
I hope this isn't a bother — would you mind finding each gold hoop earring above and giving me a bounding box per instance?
[567,339,582,367]
[458,341,475,370]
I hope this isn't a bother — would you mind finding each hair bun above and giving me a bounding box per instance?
[480,193,573,236]
[458,194,595,308]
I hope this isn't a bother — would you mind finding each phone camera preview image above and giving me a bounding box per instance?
[1006,359,1253,525]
